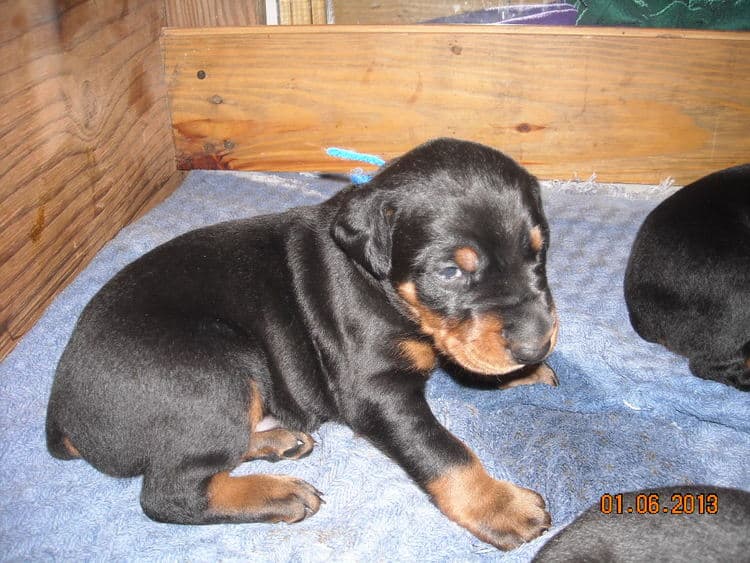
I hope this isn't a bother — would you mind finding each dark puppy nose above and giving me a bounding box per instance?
[510,339,551,365]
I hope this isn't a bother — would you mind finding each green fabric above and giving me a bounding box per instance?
[575,1,750,29]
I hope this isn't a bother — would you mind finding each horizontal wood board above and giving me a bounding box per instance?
[163,25,750,185]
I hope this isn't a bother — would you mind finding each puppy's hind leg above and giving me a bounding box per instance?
[140,461,323,525]
[242,380,316,462]
[205,472,323,523]
[139,384,322,525]
[243,427,316,462]
[689,350,750,391]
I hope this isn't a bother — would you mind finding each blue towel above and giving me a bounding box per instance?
[1,171,748,561]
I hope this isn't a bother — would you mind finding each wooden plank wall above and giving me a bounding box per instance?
[0,1,269,359]
[164,26,750,185]
[0,0,269,360]
[278,0,327,25]
[164,0,266,27]
[0,0,181,358]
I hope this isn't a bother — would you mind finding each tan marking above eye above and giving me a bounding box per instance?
[454,246,479,272]
[529,226,544,253]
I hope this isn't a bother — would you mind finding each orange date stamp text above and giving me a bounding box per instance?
[599,492,719,515]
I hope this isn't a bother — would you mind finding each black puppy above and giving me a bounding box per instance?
[624,164,750,390]
[46,138,559,550]
[534,486,750,562]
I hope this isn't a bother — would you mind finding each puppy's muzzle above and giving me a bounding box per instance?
[505,307,559,365]
[510,339,551,365]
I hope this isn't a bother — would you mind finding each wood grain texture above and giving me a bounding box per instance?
[333,0,558,24]
[163,25,750,184]
[165,0,265,27]
[291,0,312,25]
[278,0,293,26]
[278,0,326,25]
[0,0,182,359]
[311,0,327,25]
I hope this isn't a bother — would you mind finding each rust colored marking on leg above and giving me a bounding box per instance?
[244,381,316,463]
[427,454,550,550]
[248,379,264,431]
[62,436,80,458]
[206,472,322,523]
[399,338,437,372]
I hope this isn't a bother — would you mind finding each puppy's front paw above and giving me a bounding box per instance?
[498,362,558,389]
[428,461,551,550]
[476,482,551,550]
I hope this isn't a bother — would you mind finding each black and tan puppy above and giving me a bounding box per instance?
[46,138,559,550]
[624,164,750,391]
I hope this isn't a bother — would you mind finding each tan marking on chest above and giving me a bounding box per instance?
[529,226,544,253]
[399,339,438,372]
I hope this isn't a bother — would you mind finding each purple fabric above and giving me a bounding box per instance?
[427,4,579,26]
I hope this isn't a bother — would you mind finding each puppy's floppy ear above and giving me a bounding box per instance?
[331,186,394,280]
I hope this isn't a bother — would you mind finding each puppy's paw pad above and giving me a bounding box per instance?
[267,477,323,523]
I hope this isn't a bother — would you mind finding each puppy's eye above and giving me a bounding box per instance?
[437,266,463,281]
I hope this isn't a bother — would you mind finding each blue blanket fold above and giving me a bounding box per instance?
[1,170,748,562]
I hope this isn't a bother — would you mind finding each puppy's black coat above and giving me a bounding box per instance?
[46,138,558,549]
[624,164,750,390]
[533,486,750,562]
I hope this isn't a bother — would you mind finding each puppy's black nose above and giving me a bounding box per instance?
[510,339,551,364]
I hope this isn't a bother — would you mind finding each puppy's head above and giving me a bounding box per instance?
[332,138,558,376]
